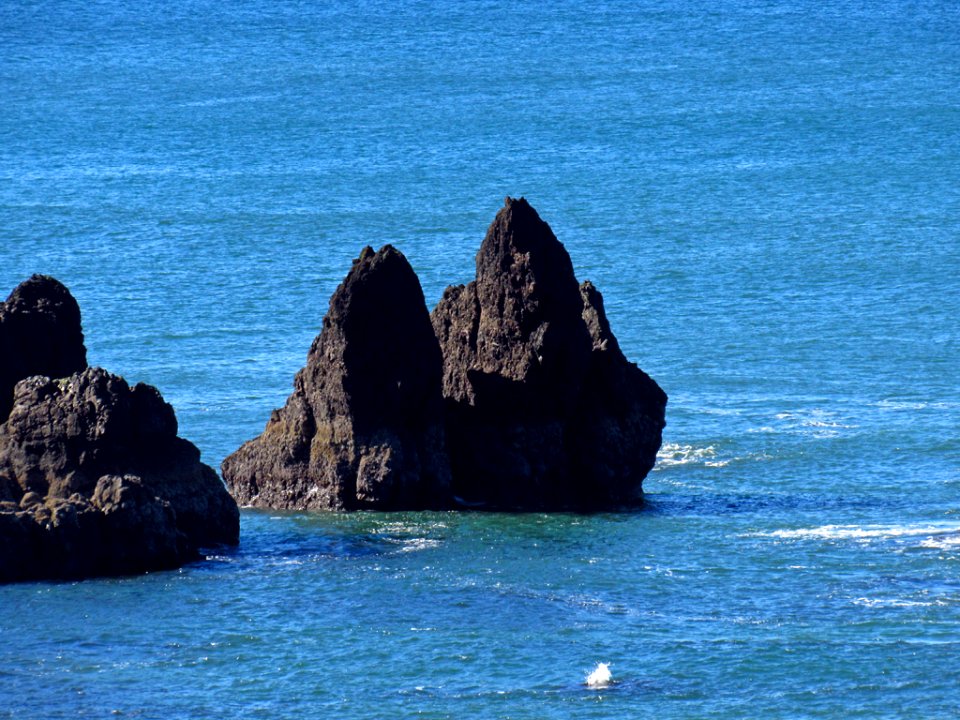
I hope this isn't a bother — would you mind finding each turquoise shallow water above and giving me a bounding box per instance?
[2,1,960,717]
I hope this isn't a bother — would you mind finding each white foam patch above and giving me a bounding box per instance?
[656,443,718,467]
[756,521,960,543]
[398,538,442,553]
[873,400,958,412]
[853,597,943,608]
[772,409,857,438]
[918,535,960,550]
[585,662,612,688]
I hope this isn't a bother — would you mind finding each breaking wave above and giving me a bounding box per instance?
[655,443,727,468]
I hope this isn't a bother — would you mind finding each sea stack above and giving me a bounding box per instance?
[222,198,666,512]
[0,276,239,583]
[222,245,451,510]
[431,197,666,509]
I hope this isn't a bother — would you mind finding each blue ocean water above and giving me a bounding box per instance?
[2,0,959,717]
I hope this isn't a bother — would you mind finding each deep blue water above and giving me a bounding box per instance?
[2,1,959,717]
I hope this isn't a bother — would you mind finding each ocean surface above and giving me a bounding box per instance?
[2,1,959,717]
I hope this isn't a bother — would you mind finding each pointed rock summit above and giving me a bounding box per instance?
[0,276,238,583]
[432,197,666,508]
[222,245,451,510]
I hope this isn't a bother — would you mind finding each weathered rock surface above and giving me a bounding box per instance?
[431,197,667,509]
[222,245,451,510]
[0,277,238,583]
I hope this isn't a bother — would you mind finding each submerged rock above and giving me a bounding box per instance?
[0,277,238,583]
[222,245,451,510]
[432,197,666,509]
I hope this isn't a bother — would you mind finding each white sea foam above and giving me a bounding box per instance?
[398,538,442,553]
[853,597,942,608]
[872,399,958,412]
[918,535,960,551]
[656,443,718,467]
[772,409,856,438]
[757,521,960,543]
[585,662,612,688]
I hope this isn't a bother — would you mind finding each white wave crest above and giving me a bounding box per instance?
[656,443,717,467]
[398,538,442,553]
[918,535,960,550]
[772,409,857,438]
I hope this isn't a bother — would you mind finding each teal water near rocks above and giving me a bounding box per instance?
[2,1,959,717]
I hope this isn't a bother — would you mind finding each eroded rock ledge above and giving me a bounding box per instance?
[0,276,239,583]
[225,198,667,511]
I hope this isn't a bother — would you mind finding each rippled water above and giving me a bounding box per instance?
[2,1,959,717]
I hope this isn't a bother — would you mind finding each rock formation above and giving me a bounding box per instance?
[0,277,238,583]
[222,245,451,510]
[431,197,666,509]
[222,198,666,512]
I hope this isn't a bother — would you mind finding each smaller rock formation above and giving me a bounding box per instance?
[0,277,238,583]
[222,245,451,510]
[432,197,666,509]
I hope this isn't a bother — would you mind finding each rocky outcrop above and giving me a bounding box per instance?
[432,197,666,509]
[0,277,238,583]
[222,245,451,510]
[222,198,666,512]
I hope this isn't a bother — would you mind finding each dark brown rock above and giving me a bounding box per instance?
[0,275,87,422]
[431,197,666,509]
[222,245,451,510]
[0,367,238,581]
[0,275,238,583]
[569,281,668,506]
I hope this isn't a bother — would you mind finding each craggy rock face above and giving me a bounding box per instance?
[0,367,239,582]
[435,198,592,414]
[570,281,668,505]
[0,275,87,422]
[431,197,667,509]
[0,276,238,583]
[222,245,451,511]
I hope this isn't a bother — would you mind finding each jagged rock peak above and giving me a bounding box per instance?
[580,280,622,357]
[222,244,451,511]
[433,197,592,413]
[431,197,666,510]
[476,197,588,356]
